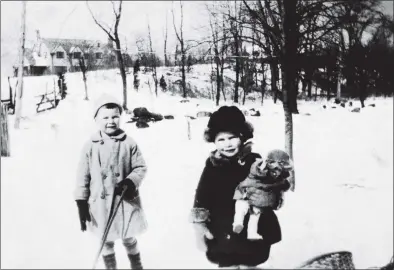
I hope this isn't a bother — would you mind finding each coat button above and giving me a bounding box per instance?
[115,173,120,177]
[103,175,107,179]
[100,140,104,145]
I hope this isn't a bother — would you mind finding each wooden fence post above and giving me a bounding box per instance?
[1,103,11,157]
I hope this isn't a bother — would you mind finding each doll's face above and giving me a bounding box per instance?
[95,106,121,135]
[214,131,242,158]
[265,160,285,179]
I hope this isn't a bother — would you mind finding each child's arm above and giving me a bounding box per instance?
[74,142,91,200]
[125,141,147,189]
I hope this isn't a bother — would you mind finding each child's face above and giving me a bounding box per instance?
[95,107,121,135]
[214,131,242,158]
[265,160,285,179]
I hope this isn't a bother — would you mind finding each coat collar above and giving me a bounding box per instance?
[91,129,127,143]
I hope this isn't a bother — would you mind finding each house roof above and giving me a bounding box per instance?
[41,38,108,54]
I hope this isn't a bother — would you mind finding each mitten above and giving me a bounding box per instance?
[76,200,91,232]
[115,178,137,199]
[193,223,214,252]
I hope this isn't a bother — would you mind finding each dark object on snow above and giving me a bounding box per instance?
[348,101,353,107]
[297,251,355,269]
[197,111,212,118]
[304,113,311,116]
[133,107,151,118]
[351,108,361,113]
[331,106,337,109]
[136,121,149,128]
[250,110,261,117]
[57,73,67,100]
[323,105,327,109]
[164,115,174,119]
[180,99,190,103]
[150,112,164,121]
[368,104,376,107]
[340,102,346,108]
[159,75,167,92]
[334,98,342,105]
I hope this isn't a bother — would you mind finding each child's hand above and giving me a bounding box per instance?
[204,230,214,240]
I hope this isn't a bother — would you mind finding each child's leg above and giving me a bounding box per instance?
[102,241,117,269]
[123,237,143,269]
[233,200,250,233]
[247,207,262,240]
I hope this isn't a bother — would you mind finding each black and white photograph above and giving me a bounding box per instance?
[1,1,393,269]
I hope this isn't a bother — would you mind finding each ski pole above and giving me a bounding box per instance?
[92,186,128,269]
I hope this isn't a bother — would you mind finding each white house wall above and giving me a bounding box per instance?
[52,46,69,67]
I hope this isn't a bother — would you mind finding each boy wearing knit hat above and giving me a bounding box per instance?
[233,149,293,240]
[74,93,148,269]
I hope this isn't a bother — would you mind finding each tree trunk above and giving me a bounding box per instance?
[114,40,127,110]
[271,62,278,103]
[181,43,187,98]
[83,75,89,100]
[282,0,298,191]
[215,54,221,106]
[1,103,10,157]
[14,1,26,129]
[234,43,240,103]
[307,79,312,99]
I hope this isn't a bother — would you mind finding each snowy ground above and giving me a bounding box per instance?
[1,68,393,269]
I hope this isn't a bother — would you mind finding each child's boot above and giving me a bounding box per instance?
[102,253,117,269]
[127,253,143,269]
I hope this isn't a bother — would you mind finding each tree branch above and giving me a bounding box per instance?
[86,1,115,41]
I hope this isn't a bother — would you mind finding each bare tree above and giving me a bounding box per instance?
[163,12,169,67]
[87,1,128,110]
[14,1,26,129]
[147,21,159,96]
[79,57,89,100]
[172,1,187,98]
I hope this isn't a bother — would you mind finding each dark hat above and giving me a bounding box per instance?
[204,106,254,142]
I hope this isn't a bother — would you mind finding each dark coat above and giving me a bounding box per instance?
[192,151,282,267]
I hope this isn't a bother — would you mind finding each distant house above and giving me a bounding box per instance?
[13,30,132,76]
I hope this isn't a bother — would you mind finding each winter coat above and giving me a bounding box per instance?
[74,129,148,242]
[191,150,282,267]
[234,159,291,210]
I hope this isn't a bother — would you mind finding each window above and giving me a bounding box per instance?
[56,51,64,58]
[96,52,102,59]
[73,52,82,59]
[84,53,89,59]
[97,42,100,48]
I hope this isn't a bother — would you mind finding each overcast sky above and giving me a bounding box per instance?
[1,1,393,77]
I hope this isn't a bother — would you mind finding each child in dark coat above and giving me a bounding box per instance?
[233,149,293,240]
[190,106,282,269]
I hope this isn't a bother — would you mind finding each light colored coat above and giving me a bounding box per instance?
[74,130,148,241]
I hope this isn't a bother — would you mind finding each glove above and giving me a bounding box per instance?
[115,178,137,199]
[193,223,214,252]
[76,200,91,232]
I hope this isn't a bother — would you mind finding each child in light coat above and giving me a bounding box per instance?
[74,94,148,269]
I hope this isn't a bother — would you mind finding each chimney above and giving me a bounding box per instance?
[36,30,41,42]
